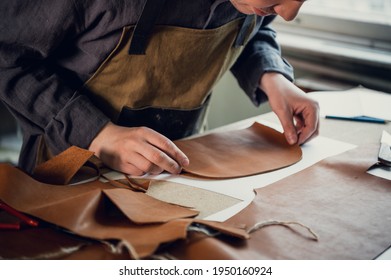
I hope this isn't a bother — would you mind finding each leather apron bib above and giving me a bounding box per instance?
[36,1,256,166]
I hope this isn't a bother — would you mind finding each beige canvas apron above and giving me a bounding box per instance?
[37,6,256,165]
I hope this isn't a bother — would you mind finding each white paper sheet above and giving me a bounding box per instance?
[309,87,391,121]
[367,164,391,181]
[381,130,391,145]
[367,130,391,181]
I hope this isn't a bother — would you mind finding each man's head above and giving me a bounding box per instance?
[230,0,307,21]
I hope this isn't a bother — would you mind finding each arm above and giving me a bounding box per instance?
[260,73,319,145]
[0,1,188,175]
[0,1,108,159]
[231,16,319,144]
[0,1,110,154]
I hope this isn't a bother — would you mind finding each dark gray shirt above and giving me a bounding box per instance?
[0,0,293,173]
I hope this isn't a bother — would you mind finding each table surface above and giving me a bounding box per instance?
[0,112,390,260]
[174,113,391,259]
[248,112,391,260]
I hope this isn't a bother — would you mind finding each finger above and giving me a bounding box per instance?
[298,119,319,145]
[141,128,190,168]
[294,115,305,135]
[126,152,165,175]
[97,149,145,176]
[275,109,298,145]
[140,144,184,174]
[297,109,320,145]
[116,160,146,176]
[125,127,185,174]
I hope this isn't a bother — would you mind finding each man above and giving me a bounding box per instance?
[0,0,318,176]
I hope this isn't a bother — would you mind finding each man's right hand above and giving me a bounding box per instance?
[88,122,189,176]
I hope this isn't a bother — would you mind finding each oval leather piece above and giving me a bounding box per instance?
[174,122,302,178]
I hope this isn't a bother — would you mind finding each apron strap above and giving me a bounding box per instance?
[128,0,167,55]
[234,15,255,47]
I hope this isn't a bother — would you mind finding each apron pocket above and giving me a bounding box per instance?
[117,96,210,140]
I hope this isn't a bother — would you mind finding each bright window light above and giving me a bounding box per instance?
[302,0,391,25]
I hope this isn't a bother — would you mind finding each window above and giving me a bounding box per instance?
[272,0,391,92]
[303,0,391,25]
[296,0,391,43]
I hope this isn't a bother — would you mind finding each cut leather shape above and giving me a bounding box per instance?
[33,146,96,185]
[0,161,249,258]
[103,188,199,224]
[174,122,302,178]
[147,180,242,219]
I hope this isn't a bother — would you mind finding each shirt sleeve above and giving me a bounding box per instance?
[0,1,109,157]
[230,15,294,106]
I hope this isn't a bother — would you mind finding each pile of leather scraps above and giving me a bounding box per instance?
[0,122,302,259]
[0,146,249,259]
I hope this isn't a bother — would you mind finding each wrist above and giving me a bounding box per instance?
[260,72,285,95]
[88,121,115,157]
[260,72,301,98]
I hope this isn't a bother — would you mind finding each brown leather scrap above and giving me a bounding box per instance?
[174,122,302,178]
[102,188,199,224]
[33,146,96,185]
[0,161,248,259]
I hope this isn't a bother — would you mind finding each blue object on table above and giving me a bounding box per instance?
[325,115,386,124]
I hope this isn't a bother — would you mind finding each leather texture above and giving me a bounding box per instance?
[166,144,391,259]
[174,122,302,178]
[33,146,96,185]
[2,123,390,259]
[0,146,249,259]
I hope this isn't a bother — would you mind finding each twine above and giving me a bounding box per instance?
[247,220,319,241]
[2,244,86,260]
[149,253,178,260]
[102,240,140,260]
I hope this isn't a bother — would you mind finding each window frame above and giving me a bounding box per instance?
[271,6,391,92]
